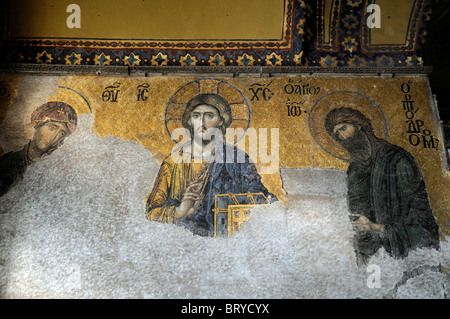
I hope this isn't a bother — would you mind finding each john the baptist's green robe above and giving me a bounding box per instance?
[347,139,440,261]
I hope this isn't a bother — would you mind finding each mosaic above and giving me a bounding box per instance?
[304,0,433,67]
[0,0,305,67]
[0,74,448,263]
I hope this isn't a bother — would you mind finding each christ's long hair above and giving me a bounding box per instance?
[181,93,232,136]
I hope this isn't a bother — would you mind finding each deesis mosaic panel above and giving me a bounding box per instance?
[0,74,448,265]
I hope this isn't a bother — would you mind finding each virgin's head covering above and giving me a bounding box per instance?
[182,93,232,134]
[30,102,78,133]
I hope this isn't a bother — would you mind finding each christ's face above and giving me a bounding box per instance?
[189,105,223,141]
[32,121,69,153]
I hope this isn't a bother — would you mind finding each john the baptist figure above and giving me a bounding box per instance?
[325,107,440,264]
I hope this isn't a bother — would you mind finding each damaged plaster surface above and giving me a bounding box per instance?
[0,113,448,299]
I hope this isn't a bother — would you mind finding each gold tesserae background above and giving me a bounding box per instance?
[0,74,448,233]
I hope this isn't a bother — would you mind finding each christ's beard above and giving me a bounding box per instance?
[190,127,223,146]
[339,129,372,160]
[192,131,216,148]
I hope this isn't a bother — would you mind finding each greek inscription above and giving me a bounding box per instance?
[102,82,121,102]
[406,120,424,134]
[286,98,306,117]
[137,83,150,101]
[400,81,439,149]
[422,129,439,149]
[249,81,274,101]
[284,79,320,96]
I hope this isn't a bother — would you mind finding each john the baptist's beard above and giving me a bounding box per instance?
[337,128,372,160]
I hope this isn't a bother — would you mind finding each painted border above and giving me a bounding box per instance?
[0,0,306,67]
